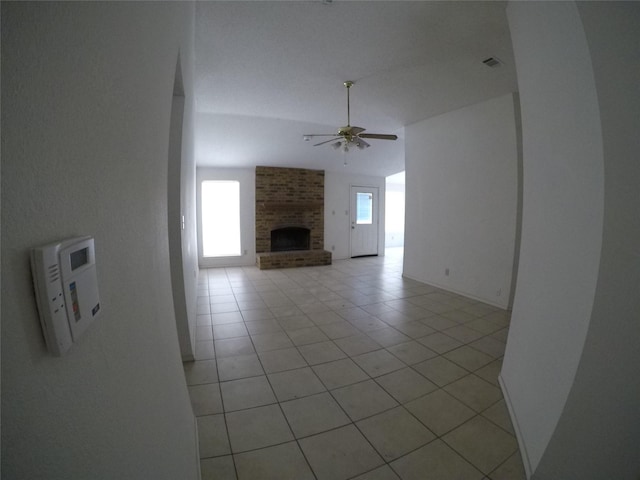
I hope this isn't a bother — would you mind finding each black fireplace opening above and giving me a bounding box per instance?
[271,227,311,252]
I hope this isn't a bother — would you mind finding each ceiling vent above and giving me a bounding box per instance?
[482,57,502,68]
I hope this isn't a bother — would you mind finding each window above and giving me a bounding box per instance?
[356,192,373,224]
[201,180,241,257]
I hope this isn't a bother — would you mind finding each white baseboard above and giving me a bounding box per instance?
[401,273,510,310]
[193,414,201,480]
[498,373,533,479]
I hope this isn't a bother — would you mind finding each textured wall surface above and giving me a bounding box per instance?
[255,166,325,253]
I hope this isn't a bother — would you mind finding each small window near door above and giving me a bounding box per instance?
[356,192,373,224]
[202,180,241,257]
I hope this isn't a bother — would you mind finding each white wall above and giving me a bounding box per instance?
[325,171,386,260]
[197,167,256,267]
[403,94,519,308]
[1,3,199,479]
[503,2,640,479]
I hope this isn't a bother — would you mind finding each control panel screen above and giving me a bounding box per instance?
[70,247,89,271]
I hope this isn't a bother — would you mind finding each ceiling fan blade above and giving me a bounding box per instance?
[349,126,366,135]
[304,134,339,137]
[313,137,341,147]
[358,133,398,141]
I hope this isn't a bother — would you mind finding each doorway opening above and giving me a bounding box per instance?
[385,171,405,259]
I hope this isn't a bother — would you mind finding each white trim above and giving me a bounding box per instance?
[499,373,533,479]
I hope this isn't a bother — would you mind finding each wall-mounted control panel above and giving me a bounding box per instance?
[31,236,101,356]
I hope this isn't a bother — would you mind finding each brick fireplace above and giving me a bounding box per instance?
[255,166,331,269]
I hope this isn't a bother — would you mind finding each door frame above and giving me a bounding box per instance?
[350,185,380,257]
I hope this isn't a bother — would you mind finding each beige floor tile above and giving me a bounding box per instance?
[267,367,326,401]
[366,327,412,347]
[197,414,230,458]
[214,337,255,358]
[217,353,264,382]
[244,319,282,336]
[469,336,507,358]
[443,415,518,474]
[234,441,314,480]
[307,310,344,325]
[465,317,504,335]
[213,322,248,340]
[286,326,330,346]
[490,327,510,343]
[200,456,236,480]
[356,407,436,461]
[443,374,503,412]
[258,347,308,373]
[332,379,398,421]
[353,349,405,377]
[225,404,293,453]
[461,303,498,317]
[195,341,216,360]
[390,439,484,480]
[211,302,240,314]
[196,325,214,341]
[348,315,389,332]
[416,332,463,354]
[474,358,503,386]
[220,376,276,412]
[334,334,381,356]
[441,309,479,324]
[319,321,361,339]
[443,345,494,371]
[405,389,476,436]
[211,312,245,325]
[418,315,459,331]
[277,314,314,330]
[250,331,294,352]
[193,256,521,480]
[392,321,436,339]
[442,325,485,343]
[299,425,384,480]
[489,452,527,480]
[482,399,515,435]
[270,305,305,318]
[351,465,401,479]
[240,308,274,322]
[312,358,369,390]
[188,383,223,416]
[413,356,469,387]
[375,367,438,404]
[387,340,438,365]
[184,359,218,386]
[298,340,347,365]
[280,392,351,438]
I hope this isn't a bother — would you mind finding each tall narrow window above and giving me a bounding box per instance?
[202,180,241,257]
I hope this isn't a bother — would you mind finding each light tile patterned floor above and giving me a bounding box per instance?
[186,249,526,480]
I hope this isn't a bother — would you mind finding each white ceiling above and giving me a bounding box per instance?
[194,1,517,178]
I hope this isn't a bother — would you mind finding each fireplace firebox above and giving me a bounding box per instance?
[271,227,310,252]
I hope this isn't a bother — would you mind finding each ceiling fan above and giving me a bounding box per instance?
[303,81,398,152]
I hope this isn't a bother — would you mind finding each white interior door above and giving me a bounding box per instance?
[350,186,379,257]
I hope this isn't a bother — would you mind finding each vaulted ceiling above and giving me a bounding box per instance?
[194,1,517,178]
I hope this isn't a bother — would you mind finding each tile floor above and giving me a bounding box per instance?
[185,248,526,480]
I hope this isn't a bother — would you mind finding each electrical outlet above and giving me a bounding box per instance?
[445,268,450,276]
[497,289,502,297]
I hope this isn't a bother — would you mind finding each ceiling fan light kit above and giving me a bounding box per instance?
[303,81,397,153]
